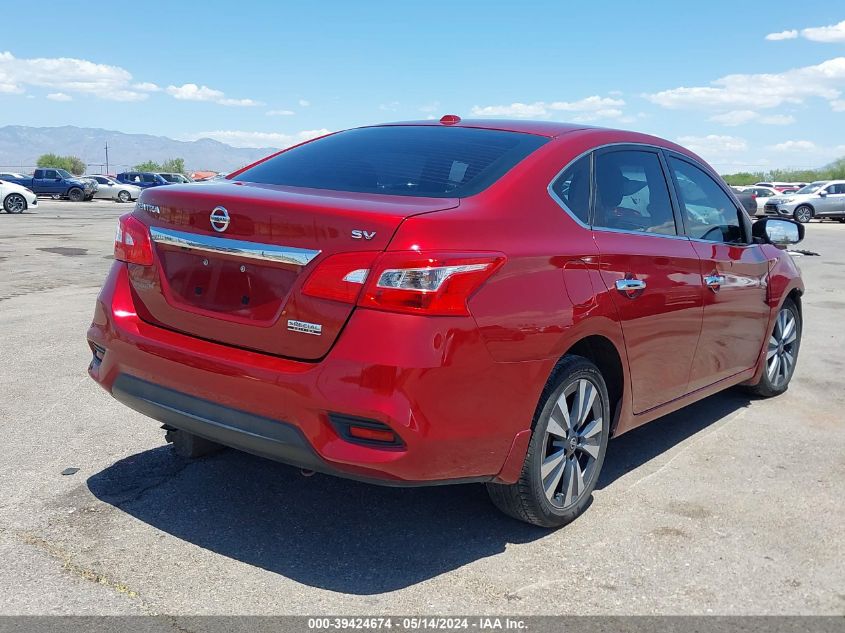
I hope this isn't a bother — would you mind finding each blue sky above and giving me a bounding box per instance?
[1,0,844,172]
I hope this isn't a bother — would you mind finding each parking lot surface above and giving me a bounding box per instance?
[1,199,843,615]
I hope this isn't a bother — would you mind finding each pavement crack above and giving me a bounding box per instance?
[17,531,144,602]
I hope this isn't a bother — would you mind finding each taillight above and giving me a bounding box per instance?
[301,252,380,303]
[114,214,153,266]
[302,250,505,316]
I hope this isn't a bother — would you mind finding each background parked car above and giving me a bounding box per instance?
[764,180,845,223]
[730,187,757,217]
[737,185,780,214]
[1,168,95,201]
[89,175,142,202]
[116,172,169,189]
[0,178,38,213]
[158,173,192,184]
[756,181,807,193]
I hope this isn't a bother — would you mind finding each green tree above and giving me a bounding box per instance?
[133,158,186,174]
[37,153,86,175]
[161,158,185,174]
[133,160,162,172]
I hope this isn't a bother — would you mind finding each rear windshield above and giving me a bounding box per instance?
[233,126,548,198]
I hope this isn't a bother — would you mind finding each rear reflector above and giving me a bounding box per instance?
[114,214,153,266]
[301,250,505,316]
[328,413,404,448]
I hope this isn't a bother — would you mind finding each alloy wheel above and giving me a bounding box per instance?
[4,194,26,213]
[541,378,604,509]
[767,308,798,388]
[794,206,812,223]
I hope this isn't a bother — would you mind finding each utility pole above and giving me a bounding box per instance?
[104,141,110,175]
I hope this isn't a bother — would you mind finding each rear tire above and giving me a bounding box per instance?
[486,355,610,528]
[745,299,801,398]
[165,429,223,458]
[793,205,813,223]
[67,188,84,202]
[3,193,27,213]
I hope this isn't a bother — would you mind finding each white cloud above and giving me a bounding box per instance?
[166,83,260,107]
[676,135,748,160]
[379,101,400,111]
[132,82,160,92]
[709,109,795,126]
[709,110,759,126]
[802,20,845,43]
[166,83,223,101]
[298,99,310,107]
[46,92,72,102]
[419,101,440,113]
[266,109,295,116]
[0,50,148,101]
[183,129,331,149]
[759,114,795,125]
[765,29,798,41]
[646,57,845,112]
[769,140,818,152]
[470,95,626,120]
[832,99,845,111]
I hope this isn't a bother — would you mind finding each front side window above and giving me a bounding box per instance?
[668,157,743,243]
[593,150,677,236]
[550,155,591,223]
[234,126,548,198]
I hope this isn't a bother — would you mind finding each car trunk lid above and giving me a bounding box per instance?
[129,182,458,359]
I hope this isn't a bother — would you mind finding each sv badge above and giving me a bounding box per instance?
[351,230,376,240]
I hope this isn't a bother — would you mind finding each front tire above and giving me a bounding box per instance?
[3,193,27,213]
[486,355,610,528]
[67,188,84,202]
[117,190,131,203]
[793,205,813,223]
[746,299,801,398]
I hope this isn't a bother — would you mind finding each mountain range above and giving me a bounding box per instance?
[0,126,278,173]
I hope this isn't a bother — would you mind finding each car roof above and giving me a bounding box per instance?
[370,118,594,138]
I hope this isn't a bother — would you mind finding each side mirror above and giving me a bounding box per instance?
[752,217,804,247]
[818,190,827,197]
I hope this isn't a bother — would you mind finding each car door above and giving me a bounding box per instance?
[821,183,845,216]
[34,170,53,194]
[590,147,704,414]
[665,154,770,390]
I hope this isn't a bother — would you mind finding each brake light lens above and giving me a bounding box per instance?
[302,250,505,315]
[301,251,380,303]
[114,214,153,266]
[362,252,505,316]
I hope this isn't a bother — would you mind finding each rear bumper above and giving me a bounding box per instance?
[88,263,547,485]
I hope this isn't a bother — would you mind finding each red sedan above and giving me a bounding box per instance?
[88,117,805,527]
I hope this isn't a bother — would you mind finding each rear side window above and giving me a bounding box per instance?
[550,155,591,224]
[668,157,743,243]
[234,126,548,198]
[593,150,677,236]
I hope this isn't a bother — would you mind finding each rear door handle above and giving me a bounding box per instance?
[615,278,646,298]
[705,274,725,292]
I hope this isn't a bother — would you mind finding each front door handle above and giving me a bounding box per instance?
[615,278,647,298]
[705,274,725,292]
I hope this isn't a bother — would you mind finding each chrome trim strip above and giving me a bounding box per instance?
[149,227,321,266]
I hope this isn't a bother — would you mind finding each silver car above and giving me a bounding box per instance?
[764,180,845,223]
[89,175,142,203]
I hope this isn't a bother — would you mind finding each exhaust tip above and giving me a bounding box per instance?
[300,468,316,477]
